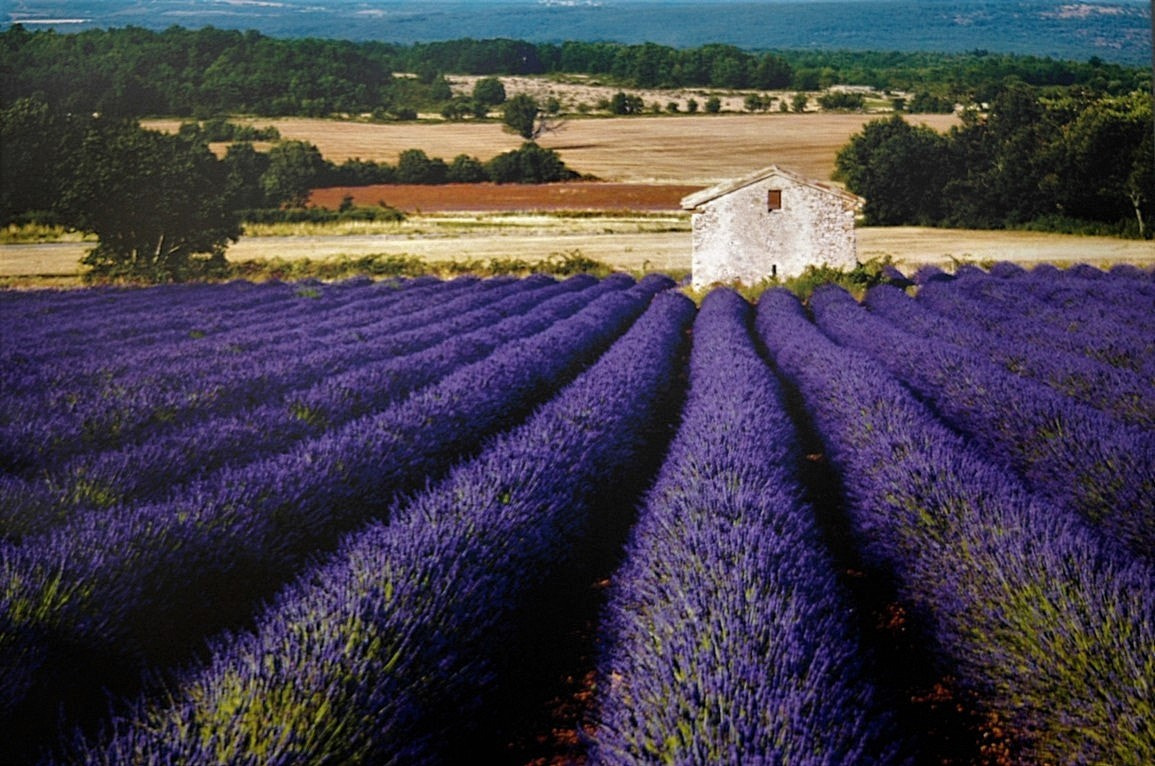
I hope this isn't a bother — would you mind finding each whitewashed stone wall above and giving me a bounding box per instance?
[688,174,858,290]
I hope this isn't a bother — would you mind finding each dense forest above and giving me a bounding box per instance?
[1,25,1146,118]
[836,87,1154,238]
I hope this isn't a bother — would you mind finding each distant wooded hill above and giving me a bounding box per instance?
[3,0,1151,66]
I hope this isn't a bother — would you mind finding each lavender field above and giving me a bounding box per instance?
[1,264,1153,764]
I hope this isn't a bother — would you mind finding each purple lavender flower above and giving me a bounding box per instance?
[756,286,1155,765]
[62,289,694,765]
[0,275,673,760]
[592,288,907,764]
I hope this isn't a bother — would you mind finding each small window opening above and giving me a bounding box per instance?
[767,189,782,211]
[771,264,778,278]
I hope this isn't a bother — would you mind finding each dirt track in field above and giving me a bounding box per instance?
[5,226,1153,286]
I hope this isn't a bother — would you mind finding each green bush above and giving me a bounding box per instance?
[817,91,866,111]
[485,142,578,184]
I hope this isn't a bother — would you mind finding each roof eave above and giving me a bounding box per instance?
[680,164,863,210]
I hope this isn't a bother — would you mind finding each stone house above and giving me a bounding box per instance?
[681,165,863,290]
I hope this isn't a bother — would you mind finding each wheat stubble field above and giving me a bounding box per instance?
[156,111,959,184]
[4,110,1153,283]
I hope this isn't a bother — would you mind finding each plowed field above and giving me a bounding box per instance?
[309,183,703,212]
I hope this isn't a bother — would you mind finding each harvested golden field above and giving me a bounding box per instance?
[540,113,958,183]
[144,112,959,184]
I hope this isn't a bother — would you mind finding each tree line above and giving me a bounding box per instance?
[836,84,1154,238]
[0,25,407,118]
[3,25,1146,120]
[0,97,578,281]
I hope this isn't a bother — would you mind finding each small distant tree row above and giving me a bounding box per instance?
[177,118,282,143]
[253,140,577,203]
[591,91,720,115]
[817,91,866,111]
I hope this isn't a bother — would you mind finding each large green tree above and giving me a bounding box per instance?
[63,121,241,282]
[0,96,87,224]
[472,76,507,108]
[834,114,951,225]
[261,140,328,208]
[502,93,542,140]
[1052,91,1154,236]
[837,85,1153,236]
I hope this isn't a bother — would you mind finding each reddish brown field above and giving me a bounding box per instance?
[309,183,703,212]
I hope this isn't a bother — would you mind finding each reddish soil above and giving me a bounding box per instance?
[308,183,703,213]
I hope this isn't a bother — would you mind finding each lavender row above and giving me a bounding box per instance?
[1011,263,1155,327]
[0,275,475,416]
[971,262,1155,329]
[3,277,450,368]
[953,264,1155,336]
[0,276,458,442]
[592,289,904,765]
[0,277,428,392]
[1040,261,1155,284]
[917,270,1155,374]
[863,283,1155,429]
[0,276,465,410]
[1008,265,1155,344]
[0,274,622,540]
[0,280,302,356]
[0,275,673,759]
[0,276,542,472]
[756,288,1155,765]
[809,285,1155,563]
[59,289,694,766]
